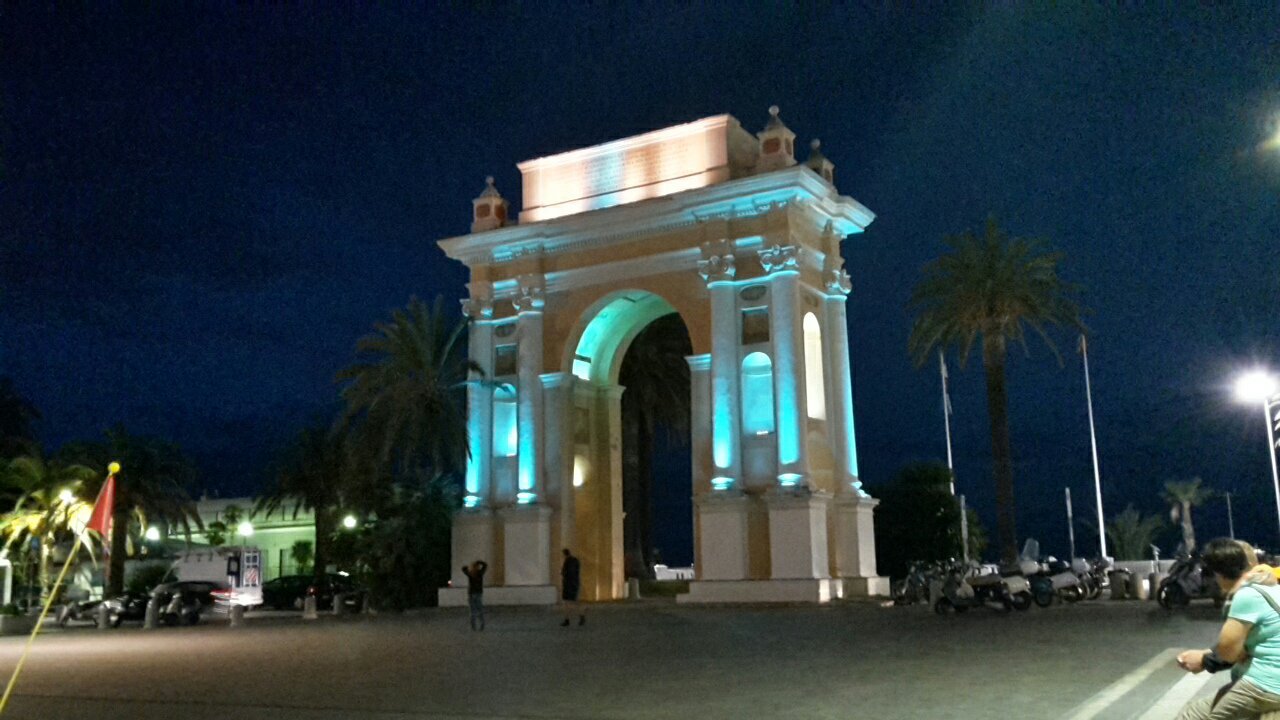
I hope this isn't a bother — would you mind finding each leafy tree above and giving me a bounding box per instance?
[290,540,315,575]
[1162,477,1213,553]
[908,217,1084,562]
[619,313,691,578]
[350,475,457,610]
[0,377,40,460]
[0,453,99,598]
[337,296,477,478]
[204,504,244,547]
[871,463,987,579]
[256,427,347,583]
[1105,505,1164,561]
[59,426,201,595]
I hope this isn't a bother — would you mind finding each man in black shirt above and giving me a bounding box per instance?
[462,560,487,631]
[560,549,583,627]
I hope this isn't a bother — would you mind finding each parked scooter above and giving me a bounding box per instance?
[56,598,102,627]
[893,561,942,606]
[931,560,1025,614]
[1074,557,1111,600]
[1157,552,1224,609]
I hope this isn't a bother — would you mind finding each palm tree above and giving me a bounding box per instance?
[256,426,348,584]
[909,217,1085,562]
[0,453,99,598]
[59,427,201,595]
[337,296,477,478]
[1163,478,1213,553]
[619,313,691,577]
[1105,505,1165,561]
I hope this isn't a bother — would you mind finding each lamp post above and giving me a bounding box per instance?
[1234,369,1280,542]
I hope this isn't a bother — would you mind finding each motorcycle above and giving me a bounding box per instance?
[101,591,151,627]
[1157,553,1224,609]
[56,598,102,627]
[892,561,940,606]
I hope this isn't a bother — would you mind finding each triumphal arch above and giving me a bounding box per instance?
[438,108,887,605]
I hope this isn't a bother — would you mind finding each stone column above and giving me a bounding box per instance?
[514,275,545,504]
[685,355,713,495]
[462,296,495,507]
[822,269,858,490]
[541,372,574,554]
[760,242,809,487]
[698,241,741,490]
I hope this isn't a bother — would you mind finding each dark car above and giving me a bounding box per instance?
[262,575,312,610]
[150,580,226,625]
[306,574,365,611]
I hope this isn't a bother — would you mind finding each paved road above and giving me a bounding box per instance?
[0,600,1228,719]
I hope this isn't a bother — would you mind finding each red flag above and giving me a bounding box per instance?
[86,472,116,539]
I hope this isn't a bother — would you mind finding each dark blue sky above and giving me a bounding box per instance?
[3,5,1278,560]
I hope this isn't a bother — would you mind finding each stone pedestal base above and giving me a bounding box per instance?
[696,492,749,580]
[840,576,891,597]
[832,495,879,579]
[449,509,495,588]
[439,585,558,607]
[499,504,552,587]
[678,578,840,604]
[766,489,831,580]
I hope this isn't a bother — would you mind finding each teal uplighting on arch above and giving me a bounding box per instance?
[572,292,678,384]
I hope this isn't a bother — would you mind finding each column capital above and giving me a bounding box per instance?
[539,371,574,389]
[698,239,736,284]
[514,274,545,313]
[824,268,852,296]
[461,297,495,320]
[685,353,712,372]
[758,243,799,274]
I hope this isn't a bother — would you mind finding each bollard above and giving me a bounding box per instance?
[1108,571,1129,601]
[229,604,245,628]
[332,593,346,616]
[1149,573,1166,602]
[144,598,159,629]
[302,595,318,620]
[627,578,642,601]
[1128,572,1149,601]
[96,602,110,630]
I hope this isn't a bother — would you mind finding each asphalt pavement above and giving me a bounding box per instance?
[0,598,1227,720]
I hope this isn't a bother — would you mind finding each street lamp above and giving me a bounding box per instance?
[57,489,75,505]
[144,526,161,542]
[236,520,254,539]
[1234,369,1280,541]
[341,514,357,530]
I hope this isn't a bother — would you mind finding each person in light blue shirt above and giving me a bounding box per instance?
[1176,538,1280,719]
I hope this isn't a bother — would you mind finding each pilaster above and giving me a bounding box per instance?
[699,240,741,491]
[760,242,809,488]
[462,295,495,507]
[515,275,545,504]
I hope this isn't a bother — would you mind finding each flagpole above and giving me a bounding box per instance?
[0,536,83,715]
[1081,335,1108,559]
[940,350,955,496]
[0,462,117,716]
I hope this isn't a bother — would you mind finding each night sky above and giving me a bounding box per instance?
[4,5,1278,563]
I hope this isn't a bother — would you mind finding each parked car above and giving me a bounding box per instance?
[262,575,313,610]
[306,574,366,611]
[150,580,225,625]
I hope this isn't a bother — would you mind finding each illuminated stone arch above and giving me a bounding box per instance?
[438,110,886,604]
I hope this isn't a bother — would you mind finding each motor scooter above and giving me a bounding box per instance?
[1157,552,1224,609]
[931,561,1021,614]
[56,598,101,627]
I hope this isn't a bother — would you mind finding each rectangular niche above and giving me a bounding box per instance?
[741,307,770,345]
[495,344,518,376]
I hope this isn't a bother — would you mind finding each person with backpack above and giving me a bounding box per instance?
[1174,538,1280,719]
[560,548,583,627]
[461,560,488,631]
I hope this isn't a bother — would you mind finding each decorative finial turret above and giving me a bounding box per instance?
[805,138,835,184]
[755,104,796,173]
[471,175,509,233]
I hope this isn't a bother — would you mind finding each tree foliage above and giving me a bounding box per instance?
[1162,477,1213,553]
[1105,505,1165,561]
[908,217,1084,562]
[0,452,100,597]
[871,463,986,579]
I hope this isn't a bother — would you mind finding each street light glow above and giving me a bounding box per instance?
[1235,369,1279,403]
[342,514,357,529]
[58,489,75,504]
[145,526,161,542]
[236,520,254,538]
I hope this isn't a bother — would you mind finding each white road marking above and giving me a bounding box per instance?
[1061,648,1178,720]
[1133,671,1215,720]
